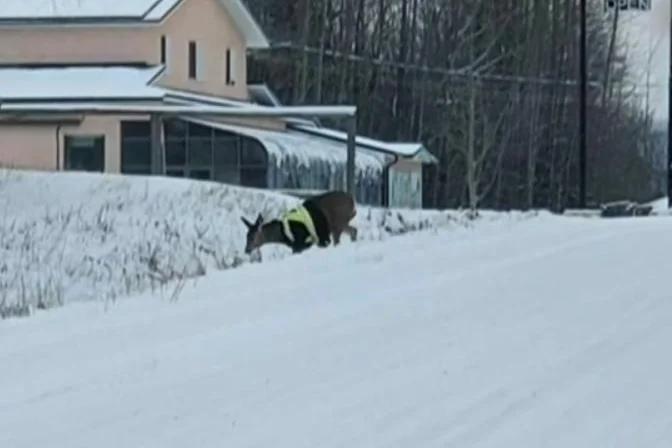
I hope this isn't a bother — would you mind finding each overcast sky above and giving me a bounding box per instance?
[620,0,670,124]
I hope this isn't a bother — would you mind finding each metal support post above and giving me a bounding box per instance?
[346,115,357,196]
[150,113,165,175]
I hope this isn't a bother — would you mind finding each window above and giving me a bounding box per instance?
[167,169,186,178]
[240,137,267,188]
[164,119,187,140]
[160,119,268,187]
[187,122,213,176]
[163,119,215,180]
[189,138,213,166]
[166,138,187,166]
[160,35,170,73]
[241,137,267,166]
[214,130,239,184]
[189,169,211,180]
[65,136,105,172]
[165,119,187,166]
[188,41,197,79]
[225,48,235,86]
[120,121,151,174]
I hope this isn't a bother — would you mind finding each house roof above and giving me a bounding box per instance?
[0,102,357,118]
[0,64,433,163]
[0,66,165,101]
[182,117,387,175]
[0,0,183,21]
[0,0,270,49]
[248,84,283,107]
[222,0,269,49]
[291,124,438,163]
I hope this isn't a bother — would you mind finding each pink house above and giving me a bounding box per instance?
[0,0,435,207]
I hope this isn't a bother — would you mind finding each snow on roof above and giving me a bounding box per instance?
[162,88,254,108]
[292,124,434,161]
[159,90,355,117]
[0,0,179,20]
[248,84,283,107]
[0,103,358,119]
[0,65,433,163]
[144,0,183,20]
[0,0,269,49]
[183,117,388,175]
[0,66,165,101]
[222,0,269,49]
[243,84,435,162]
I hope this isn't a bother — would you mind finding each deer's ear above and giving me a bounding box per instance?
[241,217,253,229]
[256,213,263,225]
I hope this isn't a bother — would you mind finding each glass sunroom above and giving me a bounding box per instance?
[119,118,386,205]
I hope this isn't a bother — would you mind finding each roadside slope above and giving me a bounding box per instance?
[0,169,487,313]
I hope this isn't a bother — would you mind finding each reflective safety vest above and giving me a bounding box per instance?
[281,206,319,245]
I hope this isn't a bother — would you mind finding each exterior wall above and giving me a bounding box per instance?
[0,116,144,173]
[158,0,248,99]
[0,125,59,170]
[0,116,387,208]
[0,26,154,66]
[58,116,131,173]
[0,0,249,99]
[388,159,423,209]
[0,0,292,164]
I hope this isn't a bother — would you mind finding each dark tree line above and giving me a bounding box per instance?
[245,0,663,210]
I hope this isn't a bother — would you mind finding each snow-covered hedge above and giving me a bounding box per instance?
[0,169,518,318]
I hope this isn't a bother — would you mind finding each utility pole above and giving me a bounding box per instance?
[668,0,672,208]
[602,1,662,205]
[579,0,588,208]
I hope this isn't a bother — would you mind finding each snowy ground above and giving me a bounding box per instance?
[649,196,670,215]
[0,169,499,315]
[2,210,672,447]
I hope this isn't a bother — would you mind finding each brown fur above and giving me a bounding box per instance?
[307,191,358,245]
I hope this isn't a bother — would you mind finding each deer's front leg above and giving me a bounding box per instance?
[332,231,342,245]
[317,235,331,248]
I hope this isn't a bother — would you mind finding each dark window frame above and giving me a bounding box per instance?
[64,135,105,172]
[188,41,197,79]
[160,119,268,188]
[120,121,152,175]
[160,35,167,64]
[225,48,233,86]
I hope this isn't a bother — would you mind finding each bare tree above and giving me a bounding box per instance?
[246,0,661,209]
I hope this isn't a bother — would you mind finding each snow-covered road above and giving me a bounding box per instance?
[2,213,672,447]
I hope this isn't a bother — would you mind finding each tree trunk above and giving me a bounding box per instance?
[315,0,330,103]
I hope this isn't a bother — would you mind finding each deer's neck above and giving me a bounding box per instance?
[261,220,289,246]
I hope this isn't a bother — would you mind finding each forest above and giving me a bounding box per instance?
[245,0,664,210]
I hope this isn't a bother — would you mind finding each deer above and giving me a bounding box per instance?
[241,191,358,255]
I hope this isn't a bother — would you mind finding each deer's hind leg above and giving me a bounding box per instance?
[332,229,343,246]
[338,218,358,242]
[332,224,357,245]
[346,225,358,242]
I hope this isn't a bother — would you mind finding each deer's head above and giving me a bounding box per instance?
[241,214,264,254]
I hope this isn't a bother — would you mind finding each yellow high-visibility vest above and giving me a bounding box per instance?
[282,206,319,245]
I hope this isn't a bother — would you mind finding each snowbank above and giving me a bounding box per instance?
[648,196,670,215]
[0,169,532,317]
